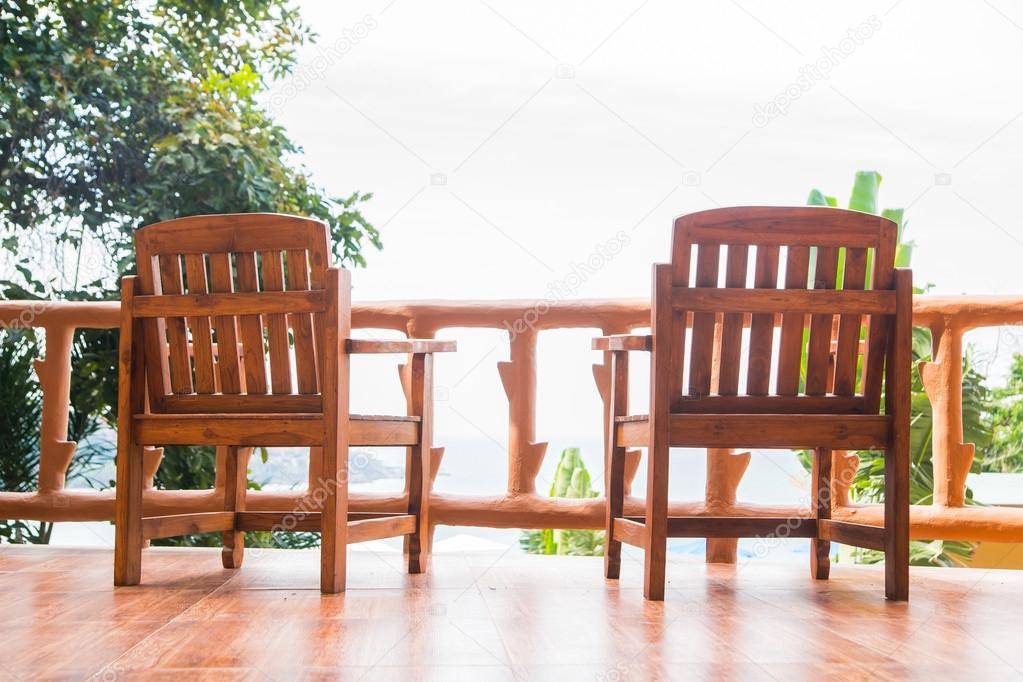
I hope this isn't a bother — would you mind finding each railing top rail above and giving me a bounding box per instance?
[912,296,1023,330]
[1,295,1021,333]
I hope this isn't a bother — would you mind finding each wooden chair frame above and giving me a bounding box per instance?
[113,213,454,593]
[596,206,911,601]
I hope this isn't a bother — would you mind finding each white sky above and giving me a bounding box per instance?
[268,0,1023,440]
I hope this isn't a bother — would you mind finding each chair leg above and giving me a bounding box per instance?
[114,442,143,586]
[406,441,429,574]
[811,447,832,580]
[221,446,249,569]
[604,349,628,580]
[320,436,349,594]
[604,443,624,580]
[884,443,910,601]
[406,353,433,574]
[643,442,669,601]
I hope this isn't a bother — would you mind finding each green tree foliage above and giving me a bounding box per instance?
[983,353,1023,473]
[1,0,379,289]
[803,171,983,566]
[0,0,379,544]
[520,448,604,556]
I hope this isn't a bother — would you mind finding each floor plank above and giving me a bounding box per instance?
[0,545,1021,680]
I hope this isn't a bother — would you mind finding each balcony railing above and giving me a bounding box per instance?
[1,295,1022,558]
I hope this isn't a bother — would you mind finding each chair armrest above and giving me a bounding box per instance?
[592,334,652,352]
[347,339,457,354]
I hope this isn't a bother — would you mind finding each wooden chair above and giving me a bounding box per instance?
[596,206,911,601]
[113,213,454,593]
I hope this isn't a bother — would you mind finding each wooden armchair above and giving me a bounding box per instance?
[596,206,911,601]
[113,213,454,593]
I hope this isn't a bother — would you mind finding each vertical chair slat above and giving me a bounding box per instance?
[134,253,169,407]
[776,246,810,396]
[260,250,293,394]
[208,253,243,394]
[863,226,897,412]
[287,249,319,394]
[158,254,194,394]
[235,252,268,394]
[716,244,749,396]
[805,246,839,395]
[669,243,692,405]
[833,247,868,396]
[687,244,720,397]
[746,244,779,396]
[307,238,329,392]
[182,254,216,394]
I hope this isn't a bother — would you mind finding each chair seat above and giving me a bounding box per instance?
[133,413,421,447]
[615,413,890,450]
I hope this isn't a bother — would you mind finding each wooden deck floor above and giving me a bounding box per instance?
[2,544,1022,681]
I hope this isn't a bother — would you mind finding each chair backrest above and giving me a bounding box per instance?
[663,206,898,415]
[132,213,335,414]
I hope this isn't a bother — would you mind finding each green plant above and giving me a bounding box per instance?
[801,171,987,566]
[147,446,318,549]
[982,353,1023,473]
[0,325,118,543]
[0,329,47,543]
[0,0,380,545]
[520,448,604,556]
[1,0,380,291]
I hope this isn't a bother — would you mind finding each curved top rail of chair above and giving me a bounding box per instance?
[672,206,897,249]
[135,213,330,257]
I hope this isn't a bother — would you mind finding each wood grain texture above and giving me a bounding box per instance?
[811,447,832,580]
[833,247,868,396]
[207,253,243,394]
[142,512,235,540]
[885,267,913,601]
[717,244,749,395]
[818,519,885,551]
[157,254,194,394]
[612,517,646,548]
[616,414,891,449]
[7,545,1023,679]
[644,263,673,600]
[746,244,779,395]
[113,276,144,586]
[405,352,432,573]
[319,266,349,593]
[602,207,905,602]
[776,245,810,396]
[221,446,248,569]
[805,246,839,395]
[260,250,293,394]
[687,244,720,397]
[591,334,653,352]
[234,251,268,394]
[117,214,443,595]
[863,222,897,413]
[604,350,628,579]
[182,254,216,393]
[133,290,327,318]
[672,288,895,315]
[348,339,457,354]
[286,249,319,394]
